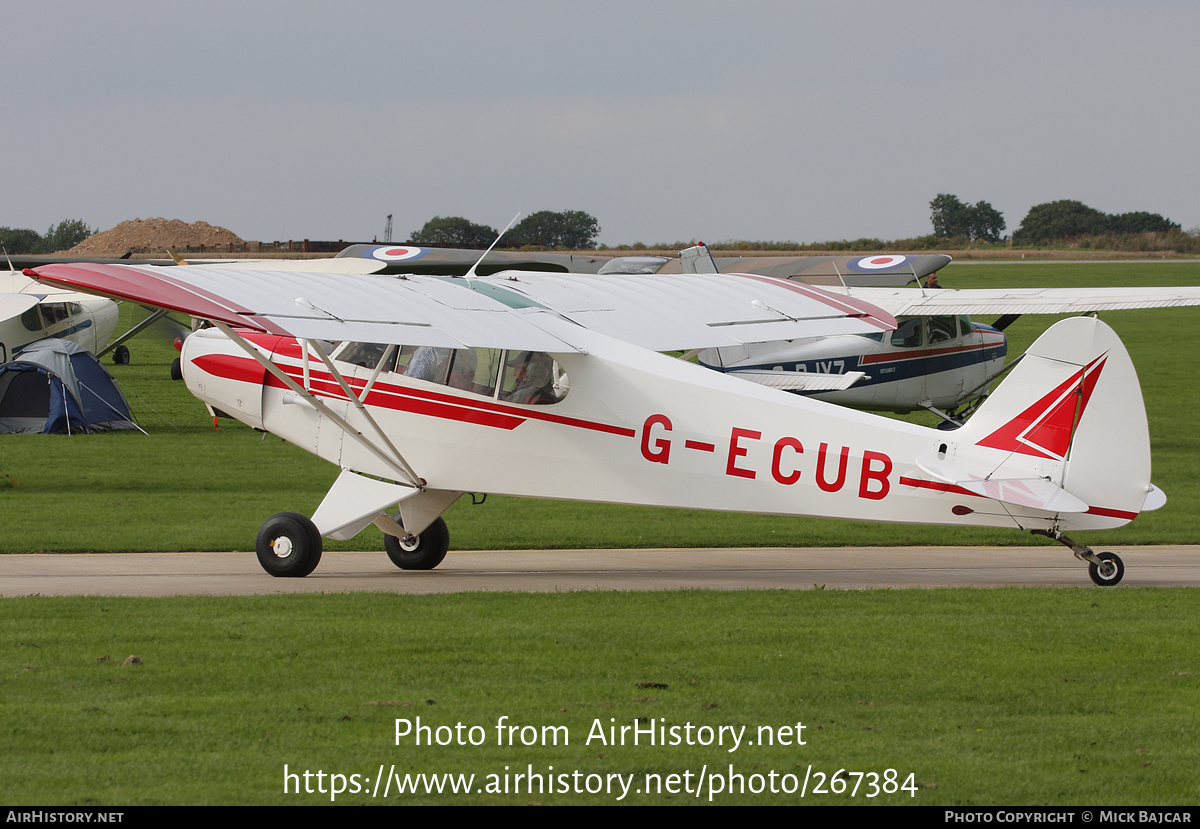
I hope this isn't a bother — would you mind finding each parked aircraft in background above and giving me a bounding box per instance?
[679,245,1200,423]
[0,270,121,364]
[33,261,1170,586]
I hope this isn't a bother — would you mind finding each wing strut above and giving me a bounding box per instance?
[213,323,424,488]
[307,340,422,482]
[95,307,172,358]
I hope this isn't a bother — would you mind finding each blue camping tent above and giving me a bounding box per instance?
[0,339,139,434]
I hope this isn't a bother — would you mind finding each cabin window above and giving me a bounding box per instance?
[337,341,395,371]
[21,307,43,332]
[890,319,922,348]
[337,343,566,405]
[958,315,972,336]
[499,351,565,405]
[446,348,503,396]
[928,316,957,344]
[40,303,69,326]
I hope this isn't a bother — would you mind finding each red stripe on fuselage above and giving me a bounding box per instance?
[188,352,635,437]
[858,340,994,366]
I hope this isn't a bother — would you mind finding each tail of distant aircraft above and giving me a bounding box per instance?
[922,316,1161,528]
[680,243,719,274]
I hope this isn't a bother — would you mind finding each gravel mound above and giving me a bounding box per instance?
[64,218,244,256]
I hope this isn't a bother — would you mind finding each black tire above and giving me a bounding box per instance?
[1088,551,1124,587]
[256,512,322,577]
[113,345,131,365]
[170,357,183,381]
[384,516,449,570]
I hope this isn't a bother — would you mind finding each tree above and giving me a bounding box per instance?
[967,201,1006,243]
[41,218,94,253]
[1012,200,1108,244]
[409,216,499,248]
[929,194,970,238]
[0,227,42,254]
[508,210,600,249]
[929,194,1005,242]
[1107,211,1179,234]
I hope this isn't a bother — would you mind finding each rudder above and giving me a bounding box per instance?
[955,316,1157,528]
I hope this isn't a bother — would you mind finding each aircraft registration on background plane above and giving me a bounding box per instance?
[32,259,1171,587]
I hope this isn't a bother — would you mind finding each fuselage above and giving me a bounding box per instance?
[0,272,119,361]
[699,315,1007,412]
[179,321,1132,535]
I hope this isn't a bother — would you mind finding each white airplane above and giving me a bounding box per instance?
[32,261,1170,586]
[681,246,1200,423]
[0,270,122,364]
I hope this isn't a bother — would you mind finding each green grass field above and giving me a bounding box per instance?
[3,261,1200,806]
[4,589,1199,805]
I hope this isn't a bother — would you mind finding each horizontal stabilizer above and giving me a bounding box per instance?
[1143,484,1167,512]
[915,456,1088,513]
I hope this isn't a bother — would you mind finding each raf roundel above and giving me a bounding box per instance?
[368,246,432,263]
[851,255,908,271]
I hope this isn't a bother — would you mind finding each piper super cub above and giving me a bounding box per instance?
[31,260,1170,586]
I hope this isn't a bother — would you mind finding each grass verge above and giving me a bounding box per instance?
[3,588,1198,805]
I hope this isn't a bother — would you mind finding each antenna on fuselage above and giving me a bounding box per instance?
[463,212,522,282]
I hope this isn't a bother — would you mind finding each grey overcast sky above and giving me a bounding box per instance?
[5,0,1198,247]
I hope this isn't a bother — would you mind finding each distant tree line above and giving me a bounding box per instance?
[926,194,1187,250]
[0,219,95,255]
[411,210,600,250]
[1011,200,1179,245]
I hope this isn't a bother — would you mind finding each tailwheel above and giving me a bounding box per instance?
[1088,551,1125,587]
[1032,530,1127,587]
[384,516,449,570]
[256,512,323,577]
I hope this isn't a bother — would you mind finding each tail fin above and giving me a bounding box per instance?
[680,243,719,274]
[949,316,1158,527]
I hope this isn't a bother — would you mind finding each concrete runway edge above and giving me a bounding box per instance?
[2,546,1198,596]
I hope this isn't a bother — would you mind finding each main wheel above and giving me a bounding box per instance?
[113,345,130,365]
[256,512,322,577]
[384,516,449,570]
[1088,551,1124,587]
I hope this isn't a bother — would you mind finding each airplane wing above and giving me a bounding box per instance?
[30,263,895,353]
[661,251,952,286]
[334,244,616,275]
[724,369,866,392]
[830,285,1200,317]
[1,292,40,321]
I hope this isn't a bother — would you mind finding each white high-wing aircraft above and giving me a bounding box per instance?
[32,261,1169,586]
[0,270,122,364]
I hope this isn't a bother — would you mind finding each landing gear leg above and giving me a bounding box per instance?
[1032,530,1125,587]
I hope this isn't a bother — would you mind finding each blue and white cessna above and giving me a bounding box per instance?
[682,246,1200,424]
